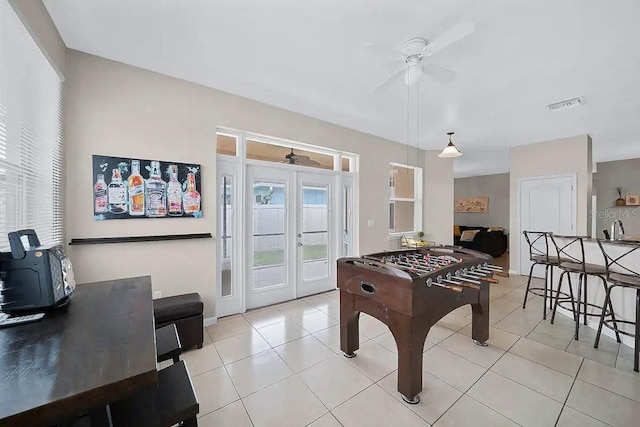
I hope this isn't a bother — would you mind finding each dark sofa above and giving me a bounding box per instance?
[454,226,508,257]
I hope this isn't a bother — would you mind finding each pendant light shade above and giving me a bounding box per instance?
[438,132,462,158]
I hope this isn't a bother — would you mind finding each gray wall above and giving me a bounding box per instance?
[594,158,640,238]
[454,173,510,232]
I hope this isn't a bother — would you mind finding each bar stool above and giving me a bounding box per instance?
[596,239,640,372]
[522,231,566,319]
[549,235,620,342]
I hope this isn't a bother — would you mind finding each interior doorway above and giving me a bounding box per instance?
[518,174,576,276]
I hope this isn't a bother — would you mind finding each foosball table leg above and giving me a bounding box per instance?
[340,290,360,357]
[470,282,490,346]
[389,313,429,405]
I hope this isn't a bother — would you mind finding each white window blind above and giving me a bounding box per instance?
[0,1,63,251]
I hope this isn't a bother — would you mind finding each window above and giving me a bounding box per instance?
[0,2,64,251]
[389,163,422,235]
[217,133,237,156]
[216,129,357,173]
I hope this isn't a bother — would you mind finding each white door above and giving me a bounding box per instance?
[519,175,575,276]
[297,171,334,297]
[246,165,338,308]
[246,165,294,308]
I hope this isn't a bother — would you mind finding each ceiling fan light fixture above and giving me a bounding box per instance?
[438,132,462,158]
[404,65,423,86]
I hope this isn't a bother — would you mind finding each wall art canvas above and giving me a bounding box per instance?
[92,155,202,220]
[626,195,639,206]
[455,197,489,213]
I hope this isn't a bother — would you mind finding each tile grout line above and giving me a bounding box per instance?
[225,320,340,404]
[553,358,584,427]
[191,337,256,424]
[431,335,526,427]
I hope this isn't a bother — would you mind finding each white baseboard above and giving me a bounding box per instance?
[204,316,217,327]
[509,269,519,276]
[555,306,634,348]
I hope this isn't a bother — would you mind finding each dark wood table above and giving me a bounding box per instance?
[0,276,158,426]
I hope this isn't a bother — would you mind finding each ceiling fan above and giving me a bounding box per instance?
[367,21,475,92]
[283,149,321,167]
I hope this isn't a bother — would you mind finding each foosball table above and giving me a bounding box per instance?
[337,245,506,404]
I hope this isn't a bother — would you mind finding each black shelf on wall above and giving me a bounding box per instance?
[69,233,213,245]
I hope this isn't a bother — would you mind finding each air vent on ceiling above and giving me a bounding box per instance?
[547,97,582,111]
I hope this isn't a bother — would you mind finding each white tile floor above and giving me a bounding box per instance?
[182,275,640,427]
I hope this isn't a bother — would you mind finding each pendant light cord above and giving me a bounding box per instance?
[416,81,420,170]
[406,80,410,170]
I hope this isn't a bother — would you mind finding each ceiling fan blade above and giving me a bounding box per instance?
[422,21,475,57]
[422,64,457,84]
[296,158,321,166]
[373,68,405,93]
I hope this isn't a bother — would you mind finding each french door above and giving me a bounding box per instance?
[246,165,336,309]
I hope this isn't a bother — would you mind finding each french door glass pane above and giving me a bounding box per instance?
[343,185,350,256]
[221,175,233,297]
[302,185,329,280]
[252,180,286,289]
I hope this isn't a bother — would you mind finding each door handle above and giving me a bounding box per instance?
[297,233,302,238]
[297,242,303,247]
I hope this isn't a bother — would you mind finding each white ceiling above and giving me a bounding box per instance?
[44,0,640,177]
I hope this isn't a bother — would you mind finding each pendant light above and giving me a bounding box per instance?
[438,132,462,158]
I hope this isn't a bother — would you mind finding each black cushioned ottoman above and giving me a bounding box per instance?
[153,293,204,350]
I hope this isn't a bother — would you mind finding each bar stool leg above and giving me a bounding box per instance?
[583,275,588,326]
[549,266,555,311]
[543,264,550,320]
[599,277,621,344]
[594,284,611,349]
[522,262,537,309]
[567,273,576,316]
[575,273,583,340]
[551,270,567,324]
[635,288,639,372]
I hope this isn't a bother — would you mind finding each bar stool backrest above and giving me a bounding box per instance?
[597,239,640,283]
[548,234,589,272]
[523,231,551,262]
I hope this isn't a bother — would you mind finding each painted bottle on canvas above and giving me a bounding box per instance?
[108,168,127,214]
[167,164,183,216]
[183,172,201,215]
[94,174,108,213]
[128,160,145,216]
[145,160,167,217]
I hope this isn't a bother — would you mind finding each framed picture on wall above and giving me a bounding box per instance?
[92,155,202,220]
[626,195,639,206]
[455,197,489,213]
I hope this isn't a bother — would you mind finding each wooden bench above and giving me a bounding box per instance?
[156,323,182,364]
[109,361,199,427]
[153,293,204,350]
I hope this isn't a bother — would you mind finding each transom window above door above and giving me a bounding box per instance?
[216,129,357,173]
